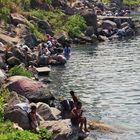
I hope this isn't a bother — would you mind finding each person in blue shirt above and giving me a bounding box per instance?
[64,46,71,56]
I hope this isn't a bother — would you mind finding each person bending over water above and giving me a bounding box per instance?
[71,101,89,133]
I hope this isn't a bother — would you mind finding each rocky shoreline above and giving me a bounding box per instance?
[0,0,140,140]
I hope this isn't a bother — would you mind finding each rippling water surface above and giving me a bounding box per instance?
[49,37,140,140]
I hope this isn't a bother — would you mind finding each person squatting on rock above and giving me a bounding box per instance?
[71,101,89,133]
[28,104,40,132]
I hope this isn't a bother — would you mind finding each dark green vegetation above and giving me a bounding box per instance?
[0,0,86,39]
[0,88,52,140]
[103,0,140,5]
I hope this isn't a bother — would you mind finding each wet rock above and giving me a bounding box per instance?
[36,102,61,121]
[91,34,98,42]
[40,119,79,140]
[7,56,21,66]
[79,36,97,43]
[85,26,95,37]
[98,35,109,42]
[6,76,55,104]
[102,20,117,29]
[88,120,123,133]
[10,13,27,25]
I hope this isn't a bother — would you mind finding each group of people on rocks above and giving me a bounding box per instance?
[28,90,89,134]
[36,34,71,66]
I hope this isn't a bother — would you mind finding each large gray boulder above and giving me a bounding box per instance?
[40,119,80,140]
[4,92,30,129]
[36,102,61,121]
[6,76,55,104]
[4,108,30,129]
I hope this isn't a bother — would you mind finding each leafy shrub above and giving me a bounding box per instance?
[29,9,47,20]
[65,15,86,37]
[9,65,33,77]
[26,20,48,41]
[0,121,15,134]
[0,130,39,140]
[38,128,53,140]
[123,0,140,5]
[45,10,66,32]
[0,7,10,22]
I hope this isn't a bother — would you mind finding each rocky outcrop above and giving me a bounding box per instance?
[4,92,30,129]
[28,16,53,35]
[10,13,27,25]
[40,119,80,140]
[36,102,61,120]
[24,34,38,49]
[6,76,55,104]
[88,120,124,133]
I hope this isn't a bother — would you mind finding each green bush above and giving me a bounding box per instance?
[123,0,140,5]
[29,9,47,20]
[0,7,10,22]
[45,10,66,33]
[65,15,87,37]
[0,130,39,140]
[0,121,15,134]
[9,65,33,77]
[26,20,48,41]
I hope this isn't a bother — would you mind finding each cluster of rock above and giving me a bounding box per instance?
[3,75,83,140]
[70,0,140,44]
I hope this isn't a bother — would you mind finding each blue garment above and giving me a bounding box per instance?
[64,47,71,57]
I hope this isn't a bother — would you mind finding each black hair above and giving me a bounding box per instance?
[70,90,74,95]
[30,105,37,110]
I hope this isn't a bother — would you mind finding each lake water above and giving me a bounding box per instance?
[49,36,140,140]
